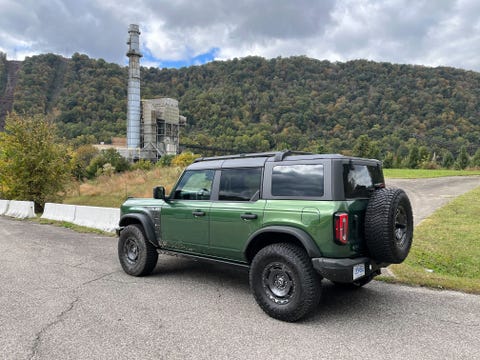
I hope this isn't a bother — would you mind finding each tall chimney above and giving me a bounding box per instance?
[126,24,142,149]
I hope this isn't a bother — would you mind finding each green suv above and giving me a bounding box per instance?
[117,151,413,322]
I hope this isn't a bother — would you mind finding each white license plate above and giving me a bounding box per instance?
[353,263,366,280]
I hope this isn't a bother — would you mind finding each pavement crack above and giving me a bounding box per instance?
[29,296,80,360]
[82,271,118,286]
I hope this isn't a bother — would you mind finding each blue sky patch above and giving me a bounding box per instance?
[141,47,220,69]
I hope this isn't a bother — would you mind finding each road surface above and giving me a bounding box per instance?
[0,176,479,359]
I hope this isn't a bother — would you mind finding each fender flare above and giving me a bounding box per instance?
[119,213,159,247]
[244,226,322,261]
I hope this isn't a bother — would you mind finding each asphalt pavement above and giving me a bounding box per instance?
[0,176,479,359]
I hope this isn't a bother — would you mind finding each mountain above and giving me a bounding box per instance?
[1,52,479,160]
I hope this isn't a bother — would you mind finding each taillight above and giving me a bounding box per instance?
[335,213,349,245]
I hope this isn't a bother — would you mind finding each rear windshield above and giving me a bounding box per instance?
[343,164,384,198]
[272,164,324,197]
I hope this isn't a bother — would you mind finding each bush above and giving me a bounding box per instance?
[157,154,175,167]
[131,159,154,171]
[171,152,200,167]
[86,148,130,178]
[0,113,71,211]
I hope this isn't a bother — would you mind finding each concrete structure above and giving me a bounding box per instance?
[42,203,77,223]
[4,200,35,219]
[41,203,120,232]
[140,98,187,159]
[0,200,9,215]
[126,24,142,149]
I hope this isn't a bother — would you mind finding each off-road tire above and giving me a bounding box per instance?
[118,224,158,276]
[365,188,413,264]
[249,243,321,322]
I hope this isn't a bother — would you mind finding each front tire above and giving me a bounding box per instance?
[118,224,158,276]
[249,243,321,322]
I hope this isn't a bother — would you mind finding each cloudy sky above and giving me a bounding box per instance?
[1,0,479,71]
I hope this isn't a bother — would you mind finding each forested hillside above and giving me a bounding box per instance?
[2,53,480,165]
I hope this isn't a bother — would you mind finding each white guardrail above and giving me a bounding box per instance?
[1,199,120,233]
[5,200,36,219]
[41,203,119,232]
[0,200,10,215]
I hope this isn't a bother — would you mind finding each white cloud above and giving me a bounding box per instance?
[0,0,479,71]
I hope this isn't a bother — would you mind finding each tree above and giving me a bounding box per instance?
[407,145,420,169]
[0,113,71,211]
[454,146,469,170]
[442,150,455,169]
[71,144,99,180]
[352,135,381,159]
[471,148,480,168]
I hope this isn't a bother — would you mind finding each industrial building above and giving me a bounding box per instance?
[121,24,186,162]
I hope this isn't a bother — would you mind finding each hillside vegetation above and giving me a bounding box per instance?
[1,53,479,165]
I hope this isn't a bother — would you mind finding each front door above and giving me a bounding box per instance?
[161,169,215,254]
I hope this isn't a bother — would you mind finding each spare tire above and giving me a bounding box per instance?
[365,188,413,264]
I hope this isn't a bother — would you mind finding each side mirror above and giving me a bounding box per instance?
[153,186,167,200]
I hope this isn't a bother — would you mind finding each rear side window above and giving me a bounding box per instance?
[343,164,384,198]
[271,164,324,197]
[219,168,262,201]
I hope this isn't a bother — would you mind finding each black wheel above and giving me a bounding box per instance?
[118,224,158,276]
[249,243,321,322]
[365,188,413,264]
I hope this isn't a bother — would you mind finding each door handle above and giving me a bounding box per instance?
[241,213,258,220]
[192,210,206,217]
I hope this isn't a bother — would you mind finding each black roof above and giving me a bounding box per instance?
[194,150,314,163]
[193,150,370,163]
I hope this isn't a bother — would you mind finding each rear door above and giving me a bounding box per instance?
[209,167,265,262]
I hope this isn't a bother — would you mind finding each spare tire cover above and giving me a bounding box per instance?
[365,188,413,264]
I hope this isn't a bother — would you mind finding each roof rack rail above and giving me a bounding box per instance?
[193,150,314,163]
[273,150,313,162]
[193,151,280,163]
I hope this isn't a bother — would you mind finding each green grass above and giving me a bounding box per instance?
[382,186,480,294]
[32,217,115,236]
[384,168,480,179]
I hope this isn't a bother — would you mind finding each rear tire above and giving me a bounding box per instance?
[118,224,158,276]
[365,188,413,264]
[249,243,321,322]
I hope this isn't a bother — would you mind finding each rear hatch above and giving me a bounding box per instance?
[342,161,385,255]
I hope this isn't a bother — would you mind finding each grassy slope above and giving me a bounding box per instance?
[64,167,183,208]
[386,186,480,293]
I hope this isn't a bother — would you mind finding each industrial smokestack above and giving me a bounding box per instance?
[126,24,142,149]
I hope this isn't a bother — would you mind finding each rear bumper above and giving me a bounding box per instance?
[312,257,386,283]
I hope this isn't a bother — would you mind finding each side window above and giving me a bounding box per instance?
[343,164,384,198]
[172,170,215,200]
[219,168,262,201]
[271,164,324,197]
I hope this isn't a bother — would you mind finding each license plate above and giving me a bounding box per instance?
[353,263,366,280]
